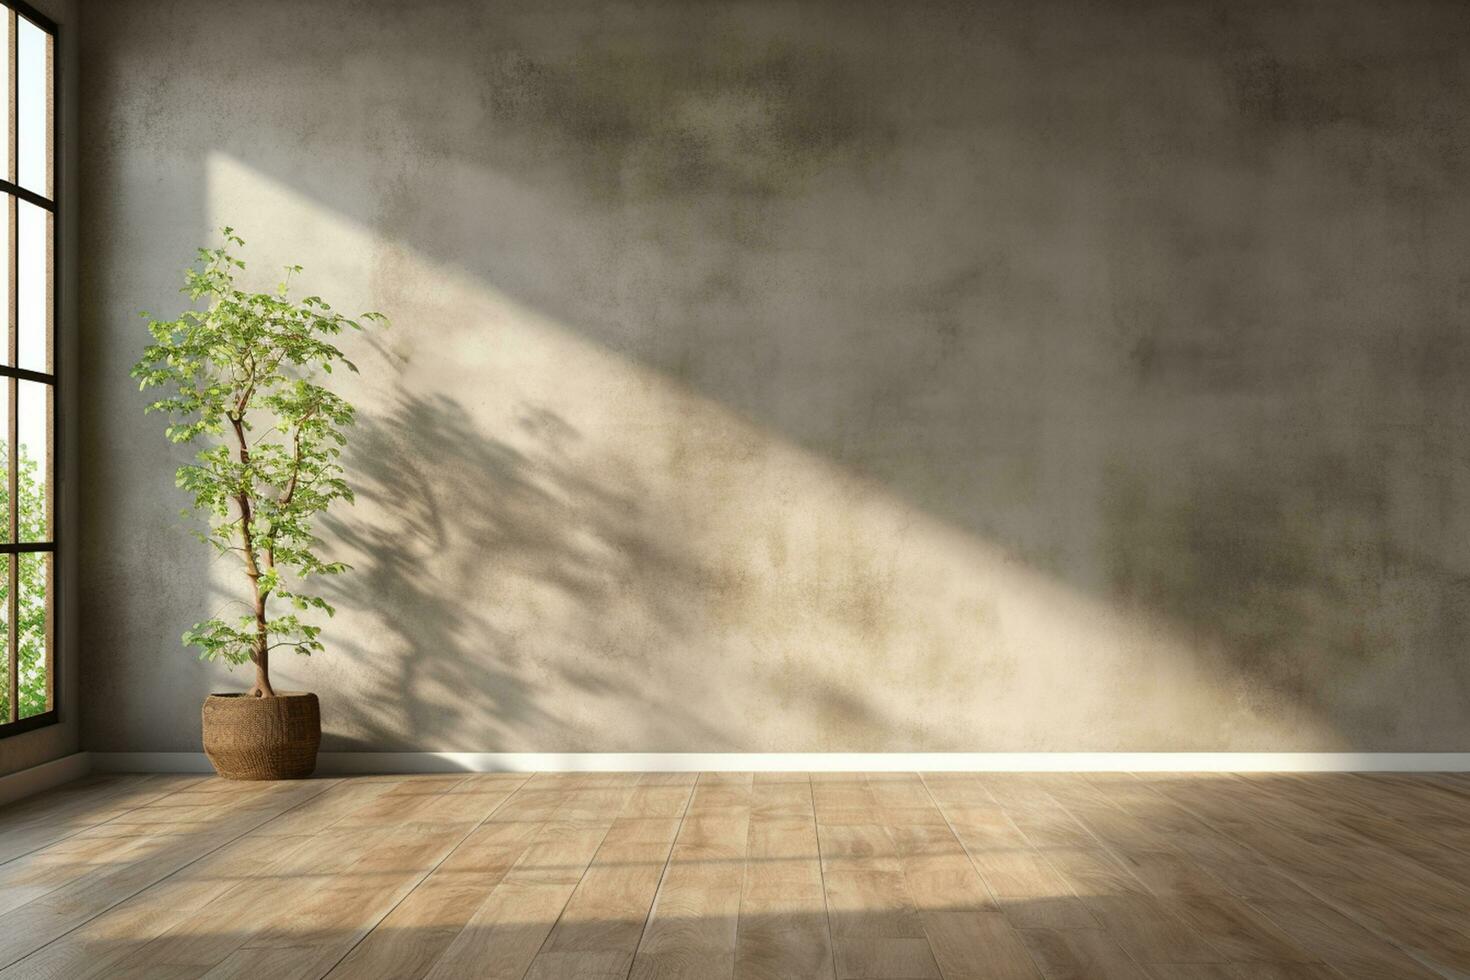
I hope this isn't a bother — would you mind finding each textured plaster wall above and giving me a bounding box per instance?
[80,0,1470,753]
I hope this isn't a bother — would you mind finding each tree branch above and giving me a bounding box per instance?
[265,405,316,573]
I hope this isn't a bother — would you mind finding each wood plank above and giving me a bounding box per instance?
[1165,894,1318,965]
[631,772,753,980]
[0,773,188,824]
[1140,774,1470,975]
[0,779,421,980]
[1246,900,1443,979]
[425,880,578,979]
[1044,779,1320,969]
[108,826,398,979]
[820,774,1037,980]
[1078,776,1320,905]
[0,828,323,980]
[0,778,333,971]
[1,770,1467,980]
[524,950,634,979]
[96,776,484,979]
[534,808,690,970]
[1264,773,1470,886]
[420,773,641,980]
[1016,927,1143,980]
[925,775,1097,931]
[922,910,1038,980]
[1147,965,1341,980]
[832,935,942,979]
[970,776,1226,968]
[817,776,935,980]
[888,816,1039,979]
[0,774,206,865]
[734,778,834,980]
[324,819,545,979]
[200,775,532,980]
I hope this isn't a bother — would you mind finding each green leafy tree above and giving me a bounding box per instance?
[132,229,384,697]
[0,445,49,720]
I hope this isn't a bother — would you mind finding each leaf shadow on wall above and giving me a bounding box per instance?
[316,392,872,752]
[335,1,1470,746]
[82,0,1470,748]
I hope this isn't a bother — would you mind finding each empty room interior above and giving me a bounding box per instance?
[2,0,1470,977]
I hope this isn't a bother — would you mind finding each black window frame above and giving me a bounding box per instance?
[1,0,58,738]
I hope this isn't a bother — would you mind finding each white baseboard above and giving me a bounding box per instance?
[91,752,216,774]
[0,751,93,807]
[88,751,1470,775]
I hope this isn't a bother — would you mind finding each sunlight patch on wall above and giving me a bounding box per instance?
[206,152,1336,753]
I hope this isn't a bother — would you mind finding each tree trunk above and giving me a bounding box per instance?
[247,586,275,697]
[246,565,273,697]
[249,652,276,698]
[231,414,275,698]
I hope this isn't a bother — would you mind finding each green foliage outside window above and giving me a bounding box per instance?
[0,447,49,720]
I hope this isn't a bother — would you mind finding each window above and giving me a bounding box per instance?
[1,0,55,735]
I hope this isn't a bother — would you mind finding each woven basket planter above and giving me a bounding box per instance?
[202,692,321,780]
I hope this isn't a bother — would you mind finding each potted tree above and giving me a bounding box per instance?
[132,229,384,779]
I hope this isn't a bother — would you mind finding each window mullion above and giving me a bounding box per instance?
[5,5,15,723]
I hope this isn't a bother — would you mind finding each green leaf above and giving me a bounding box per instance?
[133,226,387,681]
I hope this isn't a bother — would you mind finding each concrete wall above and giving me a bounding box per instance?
[78,0,1470,754]
[0,0,80,778]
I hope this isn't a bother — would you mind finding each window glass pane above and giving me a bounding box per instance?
[17,551,49,718]
[0,197,9,366]
[0,381,9,546]
[18,200,50,373]
[0,554,8,720]
[18,16,52,198]
[1,13,11,183]
[17,380,49,542]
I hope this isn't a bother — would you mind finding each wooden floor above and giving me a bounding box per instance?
[0,773,1467,979]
